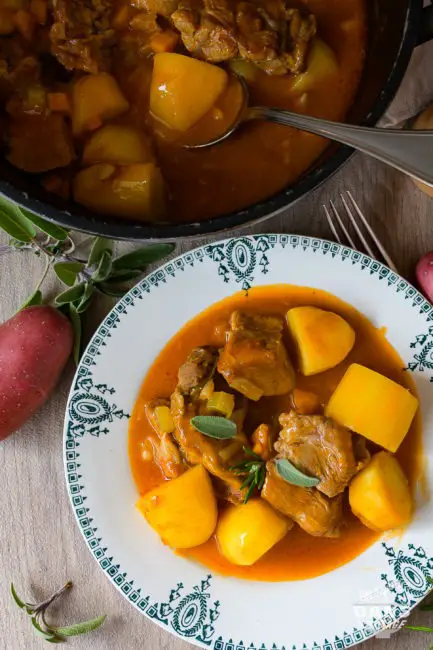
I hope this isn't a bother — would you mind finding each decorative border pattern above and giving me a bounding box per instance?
[64,235,433,650]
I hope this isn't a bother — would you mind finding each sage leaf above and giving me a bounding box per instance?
[421,605,433,611]
[19,289,43,310]
[92,250,112,282]
[10,583,25,609]
[95,282,128,298]
[0,200,36,242]
[69,305,82,365]
[55,614,106,637]
[55,283,86,306]
[191,415,237,439]
[74,282,94,314]
[274,458,320,488]
[112,244,174,271]
[405,625,433,632]
[88,237,113,266]
[54,261,84,286]
[20,210,68,241]
[106,268,143,282]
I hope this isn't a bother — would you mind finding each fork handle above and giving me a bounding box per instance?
[248,107,433,186]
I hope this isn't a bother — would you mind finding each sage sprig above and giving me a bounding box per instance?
[190,415,237,439]
[11,581,106,643]
[0,199,174,363]
[274,458,320,488]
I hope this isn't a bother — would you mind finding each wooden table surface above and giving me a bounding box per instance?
[1,45,433,650]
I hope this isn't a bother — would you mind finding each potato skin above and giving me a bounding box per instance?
[349,451,413,531]
[0,306,73,440]
[137,465,218,549]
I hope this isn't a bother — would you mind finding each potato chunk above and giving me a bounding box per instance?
[326,364,418,452]
[349,451,413,531]
[83,125,154,166]
[291,39,338,93]
[150,53,228,131]
[216,499,289,566]
[74,162,166,220]
[72,73,129,135]
[137,465,217,548]
[286,306,355,375]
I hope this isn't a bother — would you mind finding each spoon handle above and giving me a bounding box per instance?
[250,107,433,186]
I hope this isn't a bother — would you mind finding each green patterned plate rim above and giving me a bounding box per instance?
[63,234,433,650]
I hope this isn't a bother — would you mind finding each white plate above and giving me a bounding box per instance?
[64,235,433,650]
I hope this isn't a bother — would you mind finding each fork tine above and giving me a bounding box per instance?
[329,199,357,249]
[340,193,377,260]
[346,191,397,272]
[323,204,342,244]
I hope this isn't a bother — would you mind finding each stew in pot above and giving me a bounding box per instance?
[1,0,366,223]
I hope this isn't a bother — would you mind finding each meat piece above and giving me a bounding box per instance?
[172,0,238,62]
[276,411,370,498]
[132,0,179,17]
[144,399,185,478]
[218,311,295,401]
[50,0,116,73]
[262,461,342,537]
[7,114,75,173]
[170,388,245,503]
[172,0,316,74]
[251,423,274,460]
[177,346,218,396]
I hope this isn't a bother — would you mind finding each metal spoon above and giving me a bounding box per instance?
[187,77,433,187]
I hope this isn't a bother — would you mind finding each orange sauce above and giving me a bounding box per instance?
[128,285,423,581]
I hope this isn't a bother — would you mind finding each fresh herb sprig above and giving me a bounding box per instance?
[0,198,174,363]
[11,581,106,643]
[191,415,237,439]
[232,447,266,503]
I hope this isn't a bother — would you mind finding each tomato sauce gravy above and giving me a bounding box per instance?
[128,285,423,581]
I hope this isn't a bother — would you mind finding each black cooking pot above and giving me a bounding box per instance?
[1,0,431,241]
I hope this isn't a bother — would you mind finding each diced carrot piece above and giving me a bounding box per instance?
[0,8,15,35]
[150,30,179,54]
[30,0,46,24]
[48,92,71,113]
[13,9,35,40]
[291,389,321,415]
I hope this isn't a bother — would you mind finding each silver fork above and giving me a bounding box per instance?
[323,191,397,273]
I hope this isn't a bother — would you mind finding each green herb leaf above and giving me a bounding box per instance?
[55,283,86,306]
[88,237,113,266]
[112,244,174,271]
[55,615,106,637]
[95,282,128,298]
[92,250,112,282]
[0,199,36,243]
[31,617,56,641]
[106,268,143,282]
[10,583,25,609]
[53,262,85,286]
[19,289,43,310]
[421,605,433,611]
[20,210,68,241]
[405,625,433,633]
[73,282,94,314]
[69,305,82,365]
[275,458,320,488]
[191,415,237,439]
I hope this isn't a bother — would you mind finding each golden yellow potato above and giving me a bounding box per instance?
[349,451,413,531]
[286,306,355,375]
[72,73,129,135]
[83,125,154,166]
[216,499,289,566]
[137,465,218,549]
[326,363,418,452]
[150,53,228,132]
[291,39,338,93]
[74,162,166,220]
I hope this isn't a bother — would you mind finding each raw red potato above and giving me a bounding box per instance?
[416,251,433,304]
[0,306,73,440]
